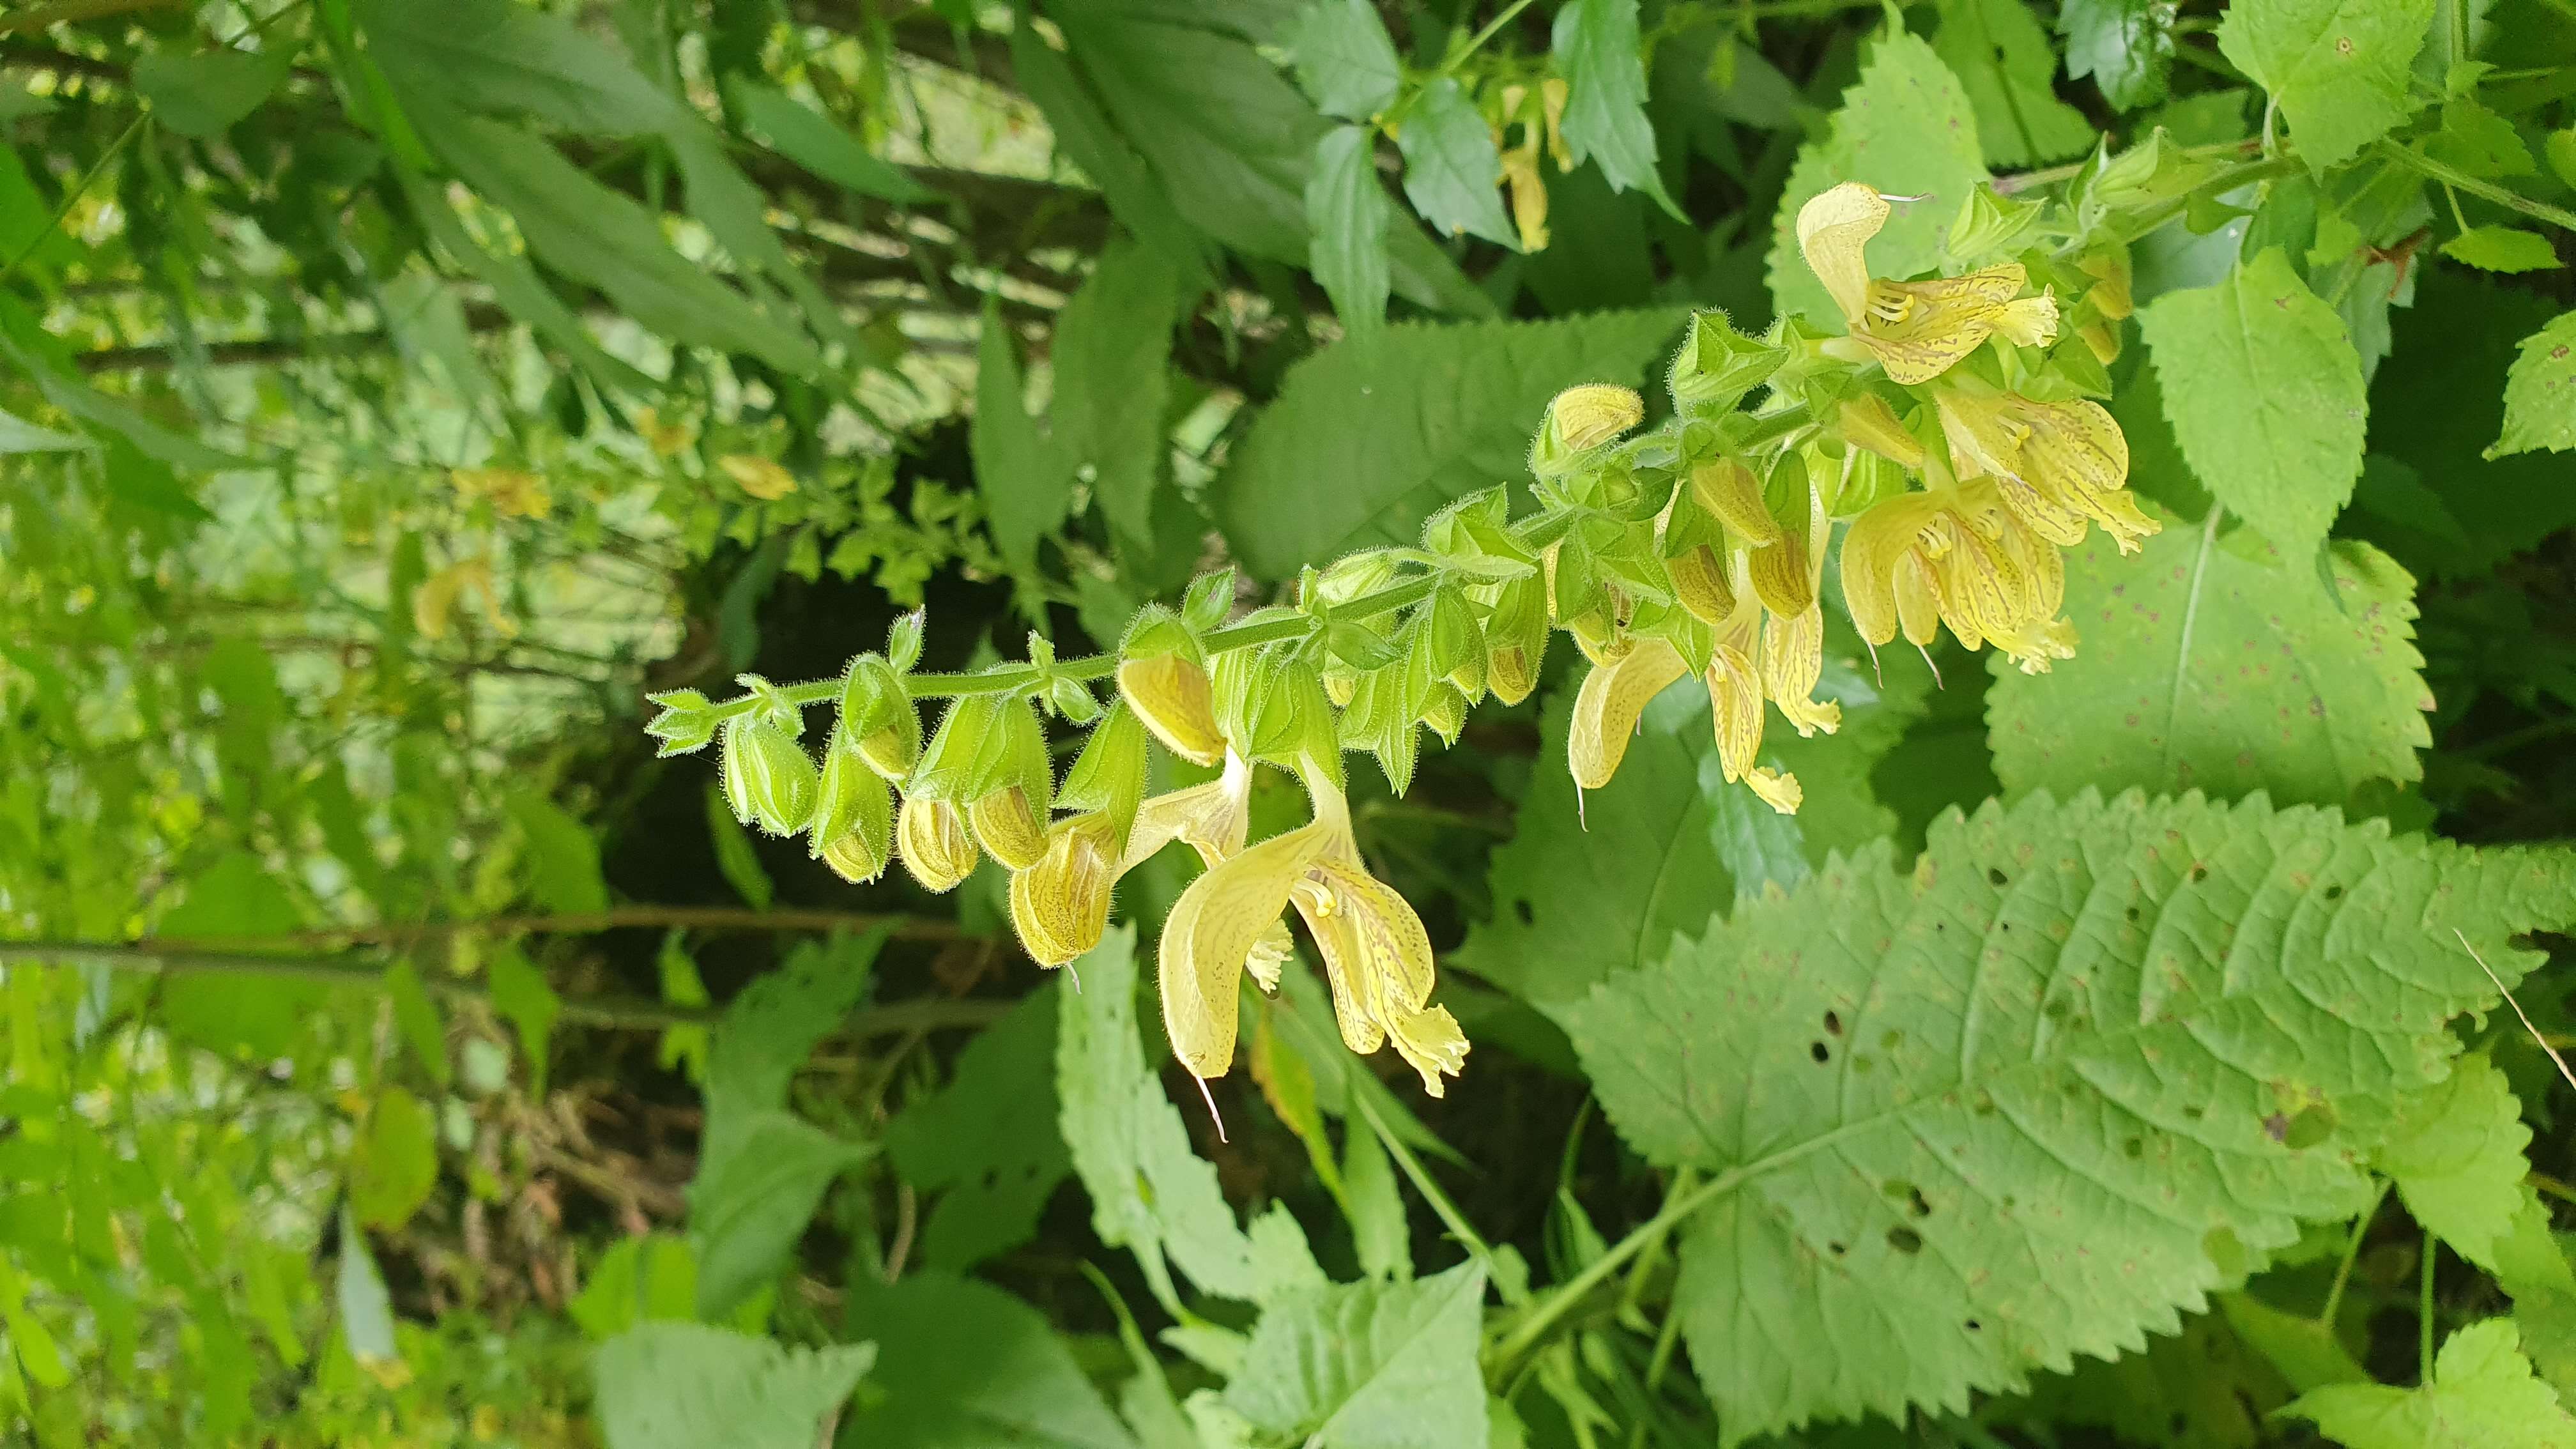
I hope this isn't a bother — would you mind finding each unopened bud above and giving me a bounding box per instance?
[1475,574,1549,706]
[896,795,977,893]
[1057,703,1148,847]
[1690,458,1782,546]
[1837,394,1925,470]
[1531,384,1644,479]
[1667,310,1786,418]
[644,689,716,756]
[811,730,895,883]
[1666,542,1735,626]
[839,654,920,780]
[1420,681,1468,744]
[967,786,1048,870]
[720,717,818,836]
[1945,186,2043,266]
[1116,616,1222,765]
[1420,587,1486,702]
[1008,814,1119,966]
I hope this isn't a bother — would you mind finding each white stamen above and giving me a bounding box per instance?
[1917,643,1944,689]
[1192,1072,1229,1143]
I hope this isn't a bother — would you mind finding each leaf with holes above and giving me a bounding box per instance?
[2215,0,2433,172]
[1987,511,2430,809]
[1563,790,2576,1443]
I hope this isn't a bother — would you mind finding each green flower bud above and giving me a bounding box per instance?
[896,794,976,893]
[839,654,921,780]
[720,716,819,836]
[1420,680,1468,744]
[1117,606,1223,765]
[1529,384,1644,480]
[1666,310,1786,419]
[644,689,717,756]
[1420,586,1487,702]
[1473,572,1550,707]
[1944,186,2044,268]
[957,695,1054,871]
[811,729,895,884]
[1055,702,1149,848]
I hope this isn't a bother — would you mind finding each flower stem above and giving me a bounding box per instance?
[1351,1086,1514,1296]
[1487,1165,1745,1370]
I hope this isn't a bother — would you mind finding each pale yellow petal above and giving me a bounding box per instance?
[719,454,797,500]
[1384,1004,1469,1098]
[1568,636,1689,789]
[966,786,1047,871]
[1746,766,1803,815]
[1158,823,1331,1080]
[1796,182,1890,327]
[1009,816,1118,967]
[1690,458,1782,546]
[1117,654,1225,766]
[897,796,977,893]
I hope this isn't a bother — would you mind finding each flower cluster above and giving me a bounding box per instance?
[647,164,2168,1101]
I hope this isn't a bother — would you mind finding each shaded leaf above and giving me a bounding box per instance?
[725,77,933,204]
[884,991,1071,1269]
[134,47,293,138]
[1226,1263,1489,1448]
[1395,79,1515,248]
[1293,0,1403,121]
[595,1322,874,1449]
[1308,125,1393,341]
[2376,1051,2530,1271]
[1936,0,2100,165]
[841,1271,1136,1448]
[686,1108,873,1321]
[2289,1319,2576,1447]
[2060,0,2177,110]
[507,788,610,915]
[349,1089,438,1230]
[2491,309,2576,459]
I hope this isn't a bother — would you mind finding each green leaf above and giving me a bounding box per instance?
[356,0,680,134]
[383,960,449,1087]
[1055,928,1261,1305]
[2423,97,2536,180]
[1935,0,2101,166]
[2494,1200,2576,1404]
[594,1322,875,1449]
[2010,1307,2290,1449]
[429,114,819,374]
[1009,24,1213,282]
[2490,310,2576,459]
[841,1271,1136,1448]
[486,944,562,1096]
[570,1234,700,1340]
[884,991,1073,1270]
[703,782,774,911]
[972,299,1074,574]
[1563,791,2576,1441]
[0,406,91,454]
[350,1089,439,1230]
[336,1209,401,1372]
[1766,31,1992,326]
[507,788,610,915]
[2138,248,2368,557]
[1051,0,1489,317]
[1308,125,1393,342]
[1052,240,1190,546]
[724,77,933,204]
[2220,1289,2370,1392]
[1988,517,2430,808]
[1213,308,1683,579]
[1292,0,1403,121]
[2215,0,2433,172]
[1226,1263,1489,1448]
[686,1108,873,1321]
[2289,1319,2576,1447]
[2060,0,2177,110]
[134,46,293,138]
[401,172,656,394]
[1551,0,1684,217]
[158,852,333,1061]
[1395,79,1515,248]
[705,933,882,1125]
[2376,1051,2530,1271]
[2442,226,2563,273]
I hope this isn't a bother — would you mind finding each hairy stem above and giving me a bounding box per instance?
[2378,140,2576,234]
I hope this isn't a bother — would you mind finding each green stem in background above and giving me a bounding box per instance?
[2318,1180,2388,1328]
[1443,0,1544,75]
[2379,139,2576,234]
[2420,1230,2439,1384]
[1488,1167,1743,1371]
[1352,1087,1515,1299]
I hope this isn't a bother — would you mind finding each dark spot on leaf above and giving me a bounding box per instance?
[2182,1105,2205,1121]
[1988,867,2008,887]
[2125,905,2142,923]
[1514,899,1535,926]
[1824,1010,1843,1036]
[1888,1225,1924,1254]
[1965,1318,1982,1332]
[1908,1186,1933,1218]
[1828,1241,1846,1256]
[2323,885,2343,901]
[1811,1041,1830,1064]
[2283,1103,2336,1149]
[2262,1111,2290,1142]
[2188,864,2208,883]
[2124,1136,2144,1160]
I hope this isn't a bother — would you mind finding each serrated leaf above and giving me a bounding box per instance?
[594,1322,875,1449]
[134,46,292,138]
[2010,1307,2290,1449]
[1309,125,1394,341]
[2138,249,2368,557]
[1056,928,1261,1303]
[2490,310,2576,459]
[1767,31,1991,327]
[2220,1289,2369,1392]
[1988,517,2430,808]
[1563,791,2576,1442]
[1053,240,1190,545]
[2442,226,2563,273]
[2215,0,2433,172]
[1552,0,1684,217]
[1293,0,1402,121]
[705,932,883,1131]
[724,77,932,204]
[1395,78,1515,248]
[1225,1262,1489,1448]
[973,299,1075,574]
[1935,0,2100,166]
[884,991,1072,1269]
[2376,1051,2529,1271]
[2289,1319,2576,1448]
[841,1271,1136,1448]
[686,1108,873,1320]
[1214,309,1683,579]
[2060,0,2177,110]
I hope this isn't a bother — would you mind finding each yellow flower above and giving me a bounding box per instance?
[896,795,977,893]
[1158,755,1466,1097]
[718,454,799,500]
[1568,636,1688,790]
[1839,480,2076,673]
[1795,182,2059,385]
[1117,652,1225,766]
[632,406,695,457]
[1935,388,2157,553]
[1009,812,1122,966]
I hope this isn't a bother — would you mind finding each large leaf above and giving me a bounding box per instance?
[2491,309,2576,459]
[705,931,884,1134]
[2216,0,2433,172]
[2138,249,2368,558]
[1935,0,2099,166]
[1393,78,1515,248]
[841,1271,1136,1448]
[1213,309,1684,579]
[1307,125,1394,341]
[686,1108,873,1321]
[724,78,933,204]
[1765,31,1990,328]
[1292,0,1402,122]
[1050,240,1191,546]
[157,851,332,1060]
[1056,928,1259,1303]
[1050,0,1487,317]
[1225,1262,1489,1448]
[594,1322,875,1449]
[2288,1319,2576,1447]
[2376,1051,2531,1271]
[884,991,1072,1269]
[1563,791,2576,1442]
[133,47,293,138]
[507,788,610,915]
[972,301,1075,574]
[1551,0,1682,216]
[1987,514,2430,808]
[349,1089,438,1230]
